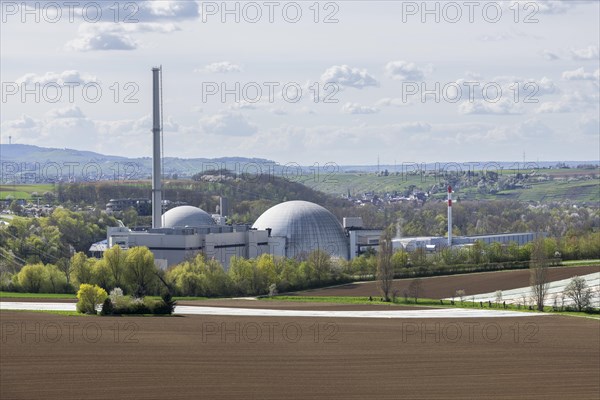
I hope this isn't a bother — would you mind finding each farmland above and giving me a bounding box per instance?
[2,265,600,399]
[1,309,598,400]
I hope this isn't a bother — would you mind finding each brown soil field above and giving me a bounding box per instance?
[298,265,600,299]
[1,311,598,400]
[177,299,433,310]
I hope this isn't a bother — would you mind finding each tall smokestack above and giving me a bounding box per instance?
[447,185,452,246]
[151,67,162,229]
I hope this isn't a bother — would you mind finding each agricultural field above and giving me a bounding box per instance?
[298,168,600,203]
[297,265,600,300]
[1,309,598,399]
[2,266,599,399]
[0,184,55,201]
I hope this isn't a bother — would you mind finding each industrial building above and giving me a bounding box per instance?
[95,67,541,270]
[108,205,284,269]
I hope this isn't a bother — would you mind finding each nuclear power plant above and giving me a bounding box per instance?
[100,67,540,269]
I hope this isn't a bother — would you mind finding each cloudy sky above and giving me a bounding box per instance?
[1,0,599,165]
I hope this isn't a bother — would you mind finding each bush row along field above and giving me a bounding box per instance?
[2,235,598,300]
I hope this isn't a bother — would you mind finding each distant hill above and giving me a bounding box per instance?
[0,144,275,182]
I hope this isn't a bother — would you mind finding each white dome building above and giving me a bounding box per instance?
[162,205,215,228]
[252,200,349,260]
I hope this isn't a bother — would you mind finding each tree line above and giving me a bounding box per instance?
[2,245,351,298]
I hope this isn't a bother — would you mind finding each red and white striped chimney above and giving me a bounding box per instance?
[447,185,452,246]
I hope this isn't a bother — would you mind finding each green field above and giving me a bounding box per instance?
[0,291,76,299]
[263,296,599,319]
[298,169,599,203]
[0,184,55,200]
[1,168,598,204]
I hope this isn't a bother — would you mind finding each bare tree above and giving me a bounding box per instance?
[408,278,423,304]
[564,276,593,312]
[377,227,394,302]
[495,290,503,307]
[530,238,550,311]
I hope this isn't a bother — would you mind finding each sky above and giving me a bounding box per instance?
[1,0,599,165]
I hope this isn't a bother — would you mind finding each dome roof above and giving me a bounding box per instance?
[162,205,215,228]
[252,200,348,260]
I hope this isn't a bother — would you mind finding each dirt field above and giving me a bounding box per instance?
[298,265,600,299]
[176,299,433,310]
[1,311,598,400]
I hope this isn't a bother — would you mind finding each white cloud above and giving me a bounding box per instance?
[390,122,431,134]
[375,97,411,107]
[483,118,553,142]
[452,76,558,103]
[199,112,257,136]
[515,119,553,138]
[535,92,598,113]
[229,102,257,110]
[138,1,201,20]
[1,110,95,146]
[542,50,560,61]
[197,61,242,74]
[571,45,599,61]
[534,76,560,96]
[384,61,428,81]
[577,115,599,136]
[459,98,523,115]
[298,107,316,115]
[15,70,96,85]
[1,115,37,131]
[2,109,181,155]
[320,65,378,89]
[491,76,559,96]
[478,33,512,42]
[45,106,85,119]
[341,103,379,114]
[28,1,200,22]
[66,32,137,51]
[66,22,180,51]
[501,1,575,14]
[562,67,600,81]
[270,108,287,115]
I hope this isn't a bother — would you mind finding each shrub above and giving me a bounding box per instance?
[76,284,108,314]
[109,287,127,307]
[158,291,177,315]
[16,263,47,293]
[100,298,114,315]
[101,293,176,315]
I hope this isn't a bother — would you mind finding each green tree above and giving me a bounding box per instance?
[166,257,207,297]
[307,250,332,285]
[76,283,108,314]
[124,246,159,298]
[70,252,94,287]
[91,259,113,290]
[391,249,409,272]
[564,276,593,312]
[46,263,67,293]
[530,238,550,311]
[377,227,394,302]
[16,263,47,293]
[202,257,231,297]
[103,245,126,289]
[228,256,255,295]
[408,278,423,303]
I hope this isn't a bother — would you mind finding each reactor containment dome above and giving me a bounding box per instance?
[162,205,216,228]
[252,200,349,260]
